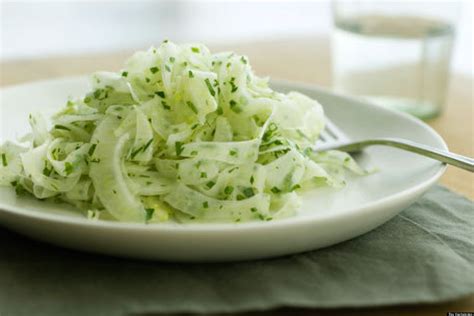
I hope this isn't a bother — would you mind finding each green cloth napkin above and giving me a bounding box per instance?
[0,185,473,316]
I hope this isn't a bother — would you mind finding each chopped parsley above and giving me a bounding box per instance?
[155,91,165,98]
[291,184,301,191]
[54,125,70,131]
[175,141,184,156]
[149,67,159,74]
[242,187,255,198]
[206,181,216,189]
[229,77,238,93]
[191,47,200,53]
[186,101,198,114]
[188,70,194,78]
[1,153,7,167]
[162,101,171,110]
[224,186,234,195]
[88,144,97,156]
[130,139,153,159]
[204,78,216,96]
[64,162,74,175]
[229,100,241,113]
[270,187,281,194]
[202,201,209,208]
[145,208,155,221]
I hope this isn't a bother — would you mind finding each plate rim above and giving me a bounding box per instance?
[0,76,447,232]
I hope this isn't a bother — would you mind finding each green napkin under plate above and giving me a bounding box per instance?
[0,185,473,316]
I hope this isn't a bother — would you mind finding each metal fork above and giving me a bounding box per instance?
[314,119,474,172]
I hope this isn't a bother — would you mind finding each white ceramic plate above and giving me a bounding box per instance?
[0,77,446,262]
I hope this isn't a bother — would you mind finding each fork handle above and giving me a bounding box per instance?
[328,138,474,172]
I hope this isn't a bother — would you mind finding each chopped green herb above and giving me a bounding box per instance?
[175,141,184,156]
[229,149,238,157]
[229,100,241,113]
[250,175,254,184]
[186,101,198,114]
[251,207,258,213]
[121,71,128,77]
[64,162,74,175]
[271,186,281,194]
[149,67,159,74]
[242,187,255,198]
[1,153,7,167]
[236,194,245,201]
[162,101,171,110]
[169,56,175,63]
[273,139,283,145]
[240,56,247,64]
[165,65,171,72]
[188,70,194,78]
[224,186,234,195]
[206,181,216,189]
[191,47,200,53]
[145,208,155,221]
[54,125,70,131]
[204,78,216,96]
[291,184,301,191]
[88,144,97,156]
[202,201,209,208]
[93,89,108,99]
[200,172,207,178]
[142,138,153,152]
[155,91,165,98]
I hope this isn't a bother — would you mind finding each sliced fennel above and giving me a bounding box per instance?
[0,41,365,223]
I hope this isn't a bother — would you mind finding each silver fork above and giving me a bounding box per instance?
[314,119,474,172]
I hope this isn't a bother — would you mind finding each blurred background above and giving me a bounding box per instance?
[1,0,472,76]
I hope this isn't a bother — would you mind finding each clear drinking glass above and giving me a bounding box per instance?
[332,1,459,119]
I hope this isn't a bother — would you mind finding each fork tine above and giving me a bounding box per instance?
[325,119,350,142]
[319,129,332,143]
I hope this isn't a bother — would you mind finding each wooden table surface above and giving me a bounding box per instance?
[1,37,473,315]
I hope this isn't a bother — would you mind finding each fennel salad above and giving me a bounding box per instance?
[0,41,364,223]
